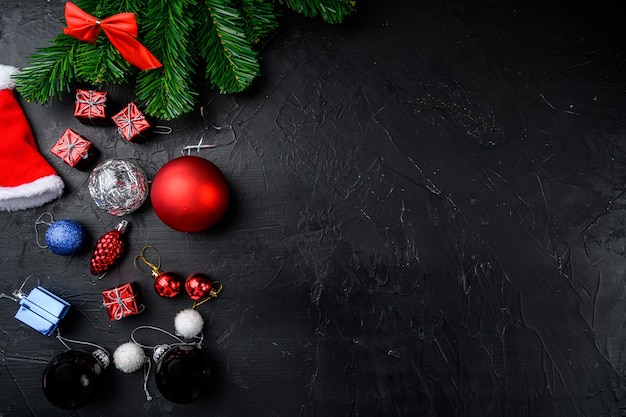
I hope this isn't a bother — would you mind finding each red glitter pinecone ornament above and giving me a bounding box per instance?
[90,220,128,275]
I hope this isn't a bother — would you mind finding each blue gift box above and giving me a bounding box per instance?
[14,286,70,336]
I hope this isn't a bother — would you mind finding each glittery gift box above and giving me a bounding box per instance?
[102,282,141,321]
[112,102,152,142]
[14,286,70,336]
[74,89,110,126]
[50,128,95,168]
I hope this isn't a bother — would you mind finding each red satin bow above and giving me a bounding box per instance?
[63,2,162,71]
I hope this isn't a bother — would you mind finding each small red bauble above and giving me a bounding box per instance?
[154,272,182,298]
[150,156,229,233]
[134,246,183,298]
[185,273,213,301]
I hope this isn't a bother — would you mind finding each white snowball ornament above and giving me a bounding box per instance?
[174,308,204,339]
[113,342,146,373]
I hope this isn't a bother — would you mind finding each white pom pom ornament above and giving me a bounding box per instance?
[113,342,146,373]
[174,308,204,339]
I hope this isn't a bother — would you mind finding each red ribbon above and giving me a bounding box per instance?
[63,2,162,71]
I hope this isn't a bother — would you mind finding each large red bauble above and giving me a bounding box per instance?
[151,156,230,232]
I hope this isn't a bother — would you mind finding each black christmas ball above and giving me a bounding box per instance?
[42,350,107,409]
[154,345,212,403]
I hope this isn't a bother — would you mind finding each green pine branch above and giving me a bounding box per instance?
[276,0,355,23]
[14,34,80,104]
[135,0,198,120]
[199,0,259,93]
[75,41,134,85]
[15,0,356,119]
[237,0,280,44]
[76,0,144,17]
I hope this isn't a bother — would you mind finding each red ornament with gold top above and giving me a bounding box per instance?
[134,246,183,298]
[74,89,109,126]
[50,128,95,169]
[112,102,152,142]
[185,273,213,301]
[102,282,141,321]
[154,272,183,298]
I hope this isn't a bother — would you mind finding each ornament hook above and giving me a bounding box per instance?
[34,212,54,249]
[191,281,223,309]
[1,275,33,301]
[56,330,110,369]
[181,135,220,155]
[130,325,201,357]
[180,106,235,155]
[133,246,162,277]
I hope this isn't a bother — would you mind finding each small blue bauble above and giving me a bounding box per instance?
[45,219,85,256]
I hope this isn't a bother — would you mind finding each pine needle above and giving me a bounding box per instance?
[199,0,259,93]
[14,34,80,104]
[135,0,198,120]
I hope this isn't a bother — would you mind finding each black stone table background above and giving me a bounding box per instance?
[2,1,626,416]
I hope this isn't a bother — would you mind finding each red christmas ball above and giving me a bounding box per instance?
[151,156,230,233]
[154,271,182,298]
[185,273,212,301]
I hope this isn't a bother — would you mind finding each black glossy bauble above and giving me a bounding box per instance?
[154,345,212,403]
[42,350,106,409]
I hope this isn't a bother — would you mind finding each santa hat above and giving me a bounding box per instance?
[0,65,64,211]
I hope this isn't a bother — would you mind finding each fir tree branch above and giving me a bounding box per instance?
[198,0,260,94]
[75,41,134,85]
[276,0,355,24]
[135,0,198,120]
[14,34,80,104]
[76,0,144,18]
[237,0,280,44]
[15,0,356,118]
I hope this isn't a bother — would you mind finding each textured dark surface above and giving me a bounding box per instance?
[3,0,626,416]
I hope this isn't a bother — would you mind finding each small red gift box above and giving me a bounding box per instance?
[102,283,141,321]
[74,89,109,126]
[112,102,152,142]
[50,128,95,168]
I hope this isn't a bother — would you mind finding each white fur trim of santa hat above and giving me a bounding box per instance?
[0,176,65,211]
[0,64,64,211]
[0,64,18,90]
